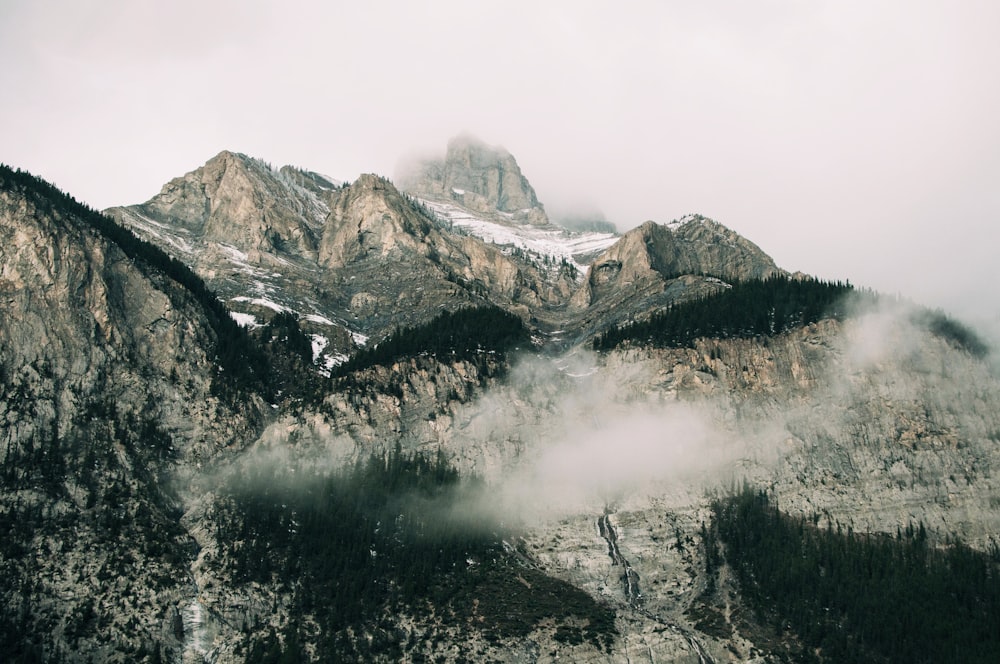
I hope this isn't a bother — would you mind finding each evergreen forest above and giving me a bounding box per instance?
[594,275,854,350]
[223,447,616,662]
[706,487,1000,663]
[331,306,529,378]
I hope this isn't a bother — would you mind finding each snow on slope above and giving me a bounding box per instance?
[119,209,197,256]
[115,205,365,376]
[419,199,617,273]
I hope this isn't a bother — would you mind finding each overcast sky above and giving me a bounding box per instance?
[2,1,998,323]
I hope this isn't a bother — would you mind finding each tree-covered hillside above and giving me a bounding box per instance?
[332,305,529,378]
[594,275,854,350]
[705,487,1000,663]
[222,447,616,662]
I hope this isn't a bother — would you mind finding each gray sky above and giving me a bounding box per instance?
[2,1,998,323]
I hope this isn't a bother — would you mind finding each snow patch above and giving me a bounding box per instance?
[303,313,336,326]
[310,333,329,362]
[420,198,617,273]
[218,243,249,263]
[705,277,731,288]
[310,334,348,377]
[316,173,341,188]
[230,296,290,313]
[124,211,196,255]
[229,311,260,328]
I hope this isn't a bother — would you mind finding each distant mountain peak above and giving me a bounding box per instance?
[446,131,494,152]
[398,134,548,225]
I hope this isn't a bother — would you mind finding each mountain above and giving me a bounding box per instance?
[3,138,1000,663]
[398,133,548,225]
[108,151,584,368]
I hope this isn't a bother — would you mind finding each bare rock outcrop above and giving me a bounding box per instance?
[574,216,780,309]
[109,150,332,259]
[318,173,432,267]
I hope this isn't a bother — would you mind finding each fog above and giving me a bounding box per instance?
[206,287,1000,547]
[411,348,762,523]
[2,1,998,322]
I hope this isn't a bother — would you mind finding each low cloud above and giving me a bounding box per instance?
[202,293,1000,544]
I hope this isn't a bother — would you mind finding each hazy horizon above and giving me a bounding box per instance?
[2,1,998,325]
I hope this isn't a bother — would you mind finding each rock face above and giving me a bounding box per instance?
[124,150,332,258]
[573,215,780,308]
[310,172,575,333]
[0,170,260,662]
[112,142,786,353]
[561,214,782,342]
[110,153,581,361]
[319,173,431,266]
[399,134,548,225]
[106,151,362,362]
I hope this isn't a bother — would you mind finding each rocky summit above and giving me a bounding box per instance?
[2,137,1000,664]
[398,133,548,225]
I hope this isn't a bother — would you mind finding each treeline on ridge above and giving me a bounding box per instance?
[0,163,268,398]
[593,275,855,350]
[911,308,990,357]
[706,487,1000,663]
[225,446,616,662]
[331,305,529,378]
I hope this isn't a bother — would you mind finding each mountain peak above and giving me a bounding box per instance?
[204,149,271,175]
[317,172,432,269]
[353,172,393,190]
[398,134,548,225]
[106,150,333,269]
[445,132,495,153]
